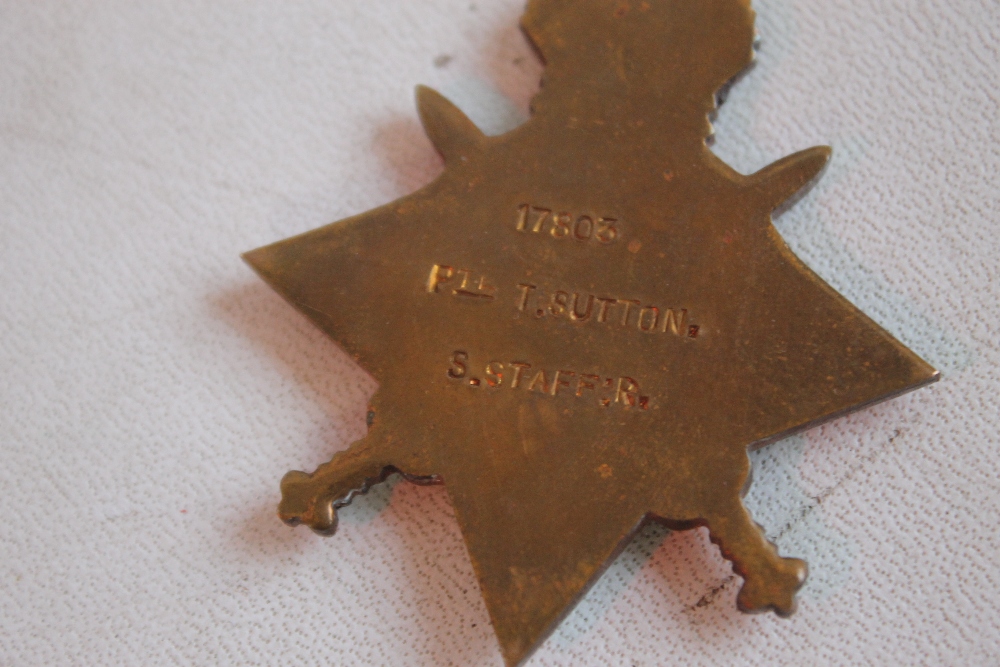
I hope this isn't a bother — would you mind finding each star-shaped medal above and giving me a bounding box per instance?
[244,1,938,664]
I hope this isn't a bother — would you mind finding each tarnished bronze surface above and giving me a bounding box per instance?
[244,1,938,664]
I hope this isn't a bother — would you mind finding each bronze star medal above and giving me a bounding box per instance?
[244,1,938,664]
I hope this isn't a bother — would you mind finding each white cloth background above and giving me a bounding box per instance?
[2,1,998,665]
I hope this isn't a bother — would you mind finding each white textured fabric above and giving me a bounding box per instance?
[2,1,998,665]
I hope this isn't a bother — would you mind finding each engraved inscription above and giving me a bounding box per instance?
[516,283,699,337]
[427,264,496,301]
[515,204,618,244]
[425,265,701,340]
[449,351,651,410]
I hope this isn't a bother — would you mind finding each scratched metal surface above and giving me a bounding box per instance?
[0,1,997,666]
